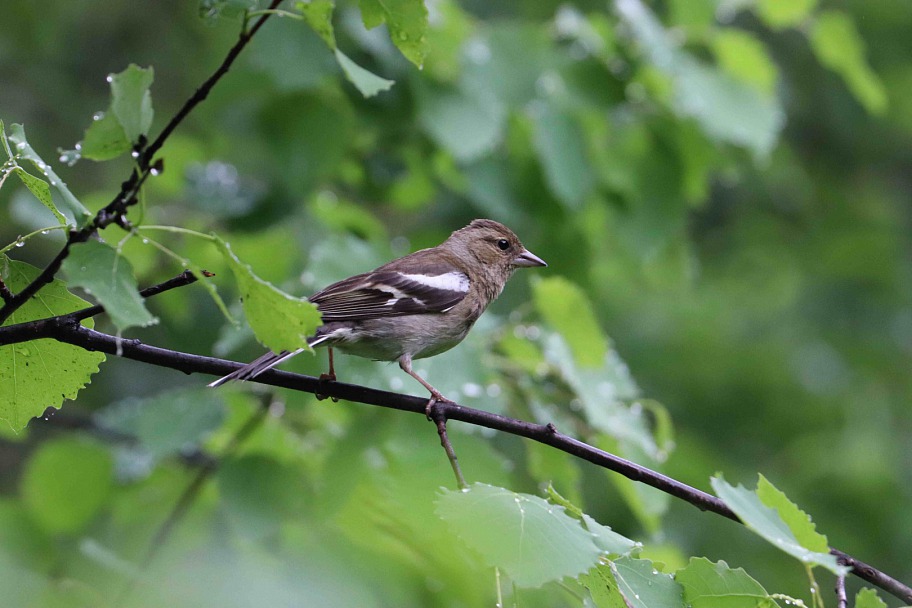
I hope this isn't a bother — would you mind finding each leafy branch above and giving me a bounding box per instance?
[0,0,283,327]
[0,275,908,604]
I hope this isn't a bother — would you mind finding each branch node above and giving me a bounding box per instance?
[545,422,558,435]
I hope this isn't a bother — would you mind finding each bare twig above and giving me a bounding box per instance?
[835,573,847,608]
[432,411,468,490]
[0,0,282,326]
[1,318,909,604]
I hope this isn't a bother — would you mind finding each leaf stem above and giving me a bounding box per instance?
[0,225,67,255]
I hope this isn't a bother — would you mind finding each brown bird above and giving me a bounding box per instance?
[209,219,546,412]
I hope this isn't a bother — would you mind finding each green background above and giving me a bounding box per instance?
[1,0,910,605]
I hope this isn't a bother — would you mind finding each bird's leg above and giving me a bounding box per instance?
[316,347,337,402]
[398,355,449,419]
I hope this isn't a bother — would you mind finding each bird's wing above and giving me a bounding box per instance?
[310,268,470,322]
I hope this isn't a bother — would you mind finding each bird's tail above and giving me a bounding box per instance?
[208,335,331,388]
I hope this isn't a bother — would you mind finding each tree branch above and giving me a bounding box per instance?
[1,318,908,604]
[0,0,282,326]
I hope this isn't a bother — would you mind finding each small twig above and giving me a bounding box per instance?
[68,268,208,322]
[432,410,468,490]
[835,573,847,608]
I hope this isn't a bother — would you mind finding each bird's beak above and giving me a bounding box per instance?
[513,248,547,268]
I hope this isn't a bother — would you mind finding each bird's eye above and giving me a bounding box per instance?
[496,239,510,251]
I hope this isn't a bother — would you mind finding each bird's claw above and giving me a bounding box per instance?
[424,393,450,420]
[316,372,338,402]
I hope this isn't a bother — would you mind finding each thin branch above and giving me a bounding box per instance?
[433,411,468,490]
[835,573,847,608]
[0,0,282,326]
[1,320,909,604]
[0,276,12,304]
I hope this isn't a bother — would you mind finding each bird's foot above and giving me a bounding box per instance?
[424,392,451,420]
[316,372,338,402]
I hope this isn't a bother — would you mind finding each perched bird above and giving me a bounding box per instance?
[209,219,546,413]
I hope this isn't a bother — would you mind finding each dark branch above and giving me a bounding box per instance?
[0,0,282,326]
[0,269,204,347]
[1,319,908,604]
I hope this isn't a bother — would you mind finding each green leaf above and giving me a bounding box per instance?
[415,81,505,162]
[21,438,113,534]
[611,556,684,608]
[755,0,817,30]
[579,564,628,608]
[0,260,106,432]
[530,101,595,209]
[7,123,92,227]
[810,11,887,115]
[81,111,131,160]
[13,168,67,225]
[854,588,887,608]
[298,0,336,48]
[712,30,779,95]
[358,0,428,68]
[199,0,257,24]
[435,482,603,588]
[754,474,829,553]
[218,454,306,540]
[676,557,777,608]
[94,388,226,463]
[110,64,155,142]
[214,236,321,353]
[61,240,157,332]
[710,475,849,575]
[335,49,395,98]
[615,0,783,159]
[546,485,639,557]
[672,57,782,159]
[533,276,607,367]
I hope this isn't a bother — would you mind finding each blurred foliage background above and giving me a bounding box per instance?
[1,0,911,606]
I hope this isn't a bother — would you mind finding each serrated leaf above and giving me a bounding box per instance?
[676,557,777,608]
[81,111,131,160]
[214,237,321,353]
[110,64,154,142]
[13,168,66,225]
[711,475,849,575]
[298,0,336,48]
[7,124,91,227]
[754,474,829,552]
[854,588,887,608]
[94,388,226,464]
[530,101,595,209]
[611,556,683,608]
[435,482,603,588]
[546,485,639,557]
[358,0,428,67]
[0,260,106,432]
[61,240,156,332]
[334,49,395,98]
[810,11,887,115]
[533,276,607,367]
[579,564,628,608]
[21,438,113,534]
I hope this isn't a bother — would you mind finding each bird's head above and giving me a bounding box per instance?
[444,219,546,281]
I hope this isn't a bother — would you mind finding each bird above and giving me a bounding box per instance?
[208,219,546,414]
